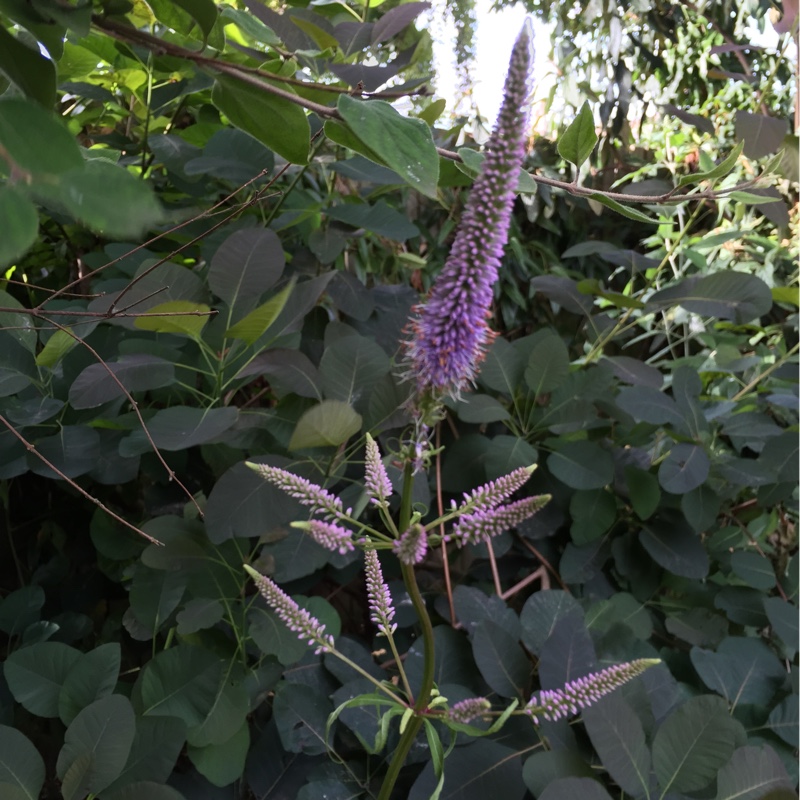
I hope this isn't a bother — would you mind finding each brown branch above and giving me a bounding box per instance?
[39,171,279,309]
[516,534,570,592]
[38,315,204,519]
[0,414,163,546]
[0,308,216,319]
[92,15,770,213]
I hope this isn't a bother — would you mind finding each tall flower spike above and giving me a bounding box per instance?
[448,495,550,547]
[244,564,335,654]
[365,433,392,507]
[525,659,660,724]
[246,462,345,520]
[406,26,533,397]
[365,550,397,637]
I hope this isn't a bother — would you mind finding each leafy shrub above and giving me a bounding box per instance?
[0,0,796,798]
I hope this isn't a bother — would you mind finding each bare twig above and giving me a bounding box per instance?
[0,414,163,546]
[38,315,204,518]
[90,15,768,209]
[434,423,456,626]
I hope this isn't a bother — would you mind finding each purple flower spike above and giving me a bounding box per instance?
[365,550,397,637]
[365,434,392,507]
[246,462,344,520]
[448,495,549,547]
[525,659,660,723]
[458,466,536,512]
[406,27,533,397]
[293,520,355,554]
[447,697,491,724]
[244,564,335,654]
[393,523,428,564]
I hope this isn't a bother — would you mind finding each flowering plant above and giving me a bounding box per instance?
[243,24,659,799]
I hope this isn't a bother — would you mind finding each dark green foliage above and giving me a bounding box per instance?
[0,0,796,798]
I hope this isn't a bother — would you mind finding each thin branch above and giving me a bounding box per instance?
[91,14,770,212]
[516,534,570,592]
[434,423,456,626]
[0,414,163,546]
[38,315,204,518]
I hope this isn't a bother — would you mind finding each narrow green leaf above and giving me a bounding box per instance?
[588,193,660,223]
[225,279,295,344]
[212,75,310,165]
[728,190,781,204]
[134,301,212,339]
[678,141,745,187]
[337,94,439,198]
[557,101,598,168]
[36,329,77,369]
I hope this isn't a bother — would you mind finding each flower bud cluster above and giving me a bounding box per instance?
[365,549,397,637]
[244,564,334,654]
[525,659,659,724]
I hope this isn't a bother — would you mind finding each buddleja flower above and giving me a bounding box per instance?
[292,520,355,554]
[244,564,335,654]
[456,466,535,513]
[525,659,660,724]
[447,697,491,724]
[448,495,549,547]
[365,549,397,637]
[406,26,533,397]
[365,433,392,507]
[393,523,428,564]
[246,462,345,519]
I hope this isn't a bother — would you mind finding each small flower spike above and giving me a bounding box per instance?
[447,697,492,724]
[457,466,536,512]
[525,659,660,724]
[246,462,344,519]
[365,433,392,507]
[244,564,335,654]
[448,495,549,547]
[393,523,428,564]
[292,520,355,554]
[406,26,533,397]
[365,550,397,637]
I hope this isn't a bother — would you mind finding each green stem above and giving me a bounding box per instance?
[377,465,437,800]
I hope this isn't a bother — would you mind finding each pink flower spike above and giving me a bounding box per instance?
[246,461,344,520]
[447,697,492,724]
[293,520,355,554]
[365,433,392,507]
[448,495,550,547]
[459,466,536,512]
[365,549,397,637]
[244,564,335,654]
[525,659,660,722]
